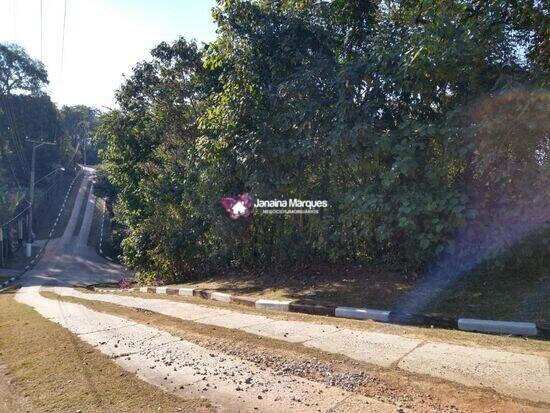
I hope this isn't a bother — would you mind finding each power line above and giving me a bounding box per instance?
[1,94,29,174]
[39,0,43,61]
[60,0,68,76]
[0,94,29,176]
[11,0,17,41]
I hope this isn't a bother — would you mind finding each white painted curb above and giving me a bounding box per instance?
[178,288,194,297]
[255,299,291,312]
[211,292,231,302]
[83,282,544,339]
[458,318,538,336]
[335,307,390,322]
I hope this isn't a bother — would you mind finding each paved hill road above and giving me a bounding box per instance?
[12,166,550,413]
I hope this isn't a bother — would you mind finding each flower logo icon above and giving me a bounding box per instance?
[221,193,253,220]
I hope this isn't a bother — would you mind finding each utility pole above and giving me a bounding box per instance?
[25,138,55,257]
[83,135,86,166]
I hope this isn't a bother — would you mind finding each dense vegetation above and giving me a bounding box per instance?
[0,43,99,225]
[96,0,549,283]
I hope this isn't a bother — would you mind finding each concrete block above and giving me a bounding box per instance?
[139,286,148,293]
[178,288,194,297]
[156,287,167,294]
[255,299,291,312]
[211,292,231,302]
[458,318,538,336]
[335,307,390,322]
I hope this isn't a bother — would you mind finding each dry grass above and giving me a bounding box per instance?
[0,290,211,413]
[162,264,548,323]
[169,265,414,309]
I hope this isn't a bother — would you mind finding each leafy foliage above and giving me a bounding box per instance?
[61,105,101,164]
[96,0,549,282]
[0,43,88,224]
[0,43,48,95]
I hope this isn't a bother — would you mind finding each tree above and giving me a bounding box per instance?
[0,43,48,96]
[97,0,549,283]
[61,105,101,164]
[0,44,70,224]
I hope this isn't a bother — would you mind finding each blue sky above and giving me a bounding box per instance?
[0,0,218,108]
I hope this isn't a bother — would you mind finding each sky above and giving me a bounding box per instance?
[0,0,218,108]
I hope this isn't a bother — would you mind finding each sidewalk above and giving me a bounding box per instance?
[51,286,550,405]
[18,285,397,413]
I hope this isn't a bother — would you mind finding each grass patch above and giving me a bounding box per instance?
[162,260,548,323]
[169,264,415,309]
[72,179,92,236]
[427,269,549,323]
[0,290,210,413]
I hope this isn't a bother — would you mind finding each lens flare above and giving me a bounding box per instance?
[395,89,550,315]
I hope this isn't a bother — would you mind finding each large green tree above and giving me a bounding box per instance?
[1,43,73,222]
[97,0,549,284]
[0,43,48,95]
[61,105,101,165]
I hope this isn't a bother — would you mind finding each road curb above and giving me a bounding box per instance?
[458,318,538,336]
[255,299,291,312]
[90,284,546,338]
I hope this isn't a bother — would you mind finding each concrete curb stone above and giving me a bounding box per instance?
[178,288,194,297]
[255,299,291,312]
[90,285,543,338]
[211,292,232,302]
[458,318,538,336]
[335,307,390,322]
